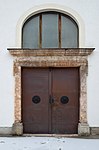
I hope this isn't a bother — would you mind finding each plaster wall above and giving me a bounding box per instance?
[0,0,99,127]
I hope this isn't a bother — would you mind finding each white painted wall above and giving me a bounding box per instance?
[0,0,99,127]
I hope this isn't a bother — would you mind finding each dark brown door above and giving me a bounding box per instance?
[22,68,49,133]
[22,67,79,134]
[51,68,79,134]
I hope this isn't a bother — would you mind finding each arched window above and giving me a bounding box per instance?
[22,12,79,49]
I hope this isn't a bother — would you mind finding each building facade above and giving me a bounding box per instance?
[0,0,99,135]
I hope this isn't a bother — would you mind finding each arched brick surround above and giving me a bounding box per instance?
[8,48,94,135]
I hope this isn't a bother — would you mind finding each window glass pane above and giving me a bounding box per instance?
[61,16,78,48]
[22,16,39,49]
[42,13,58,48]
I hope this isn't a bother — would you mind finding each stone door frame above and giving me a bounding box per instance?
[8,48,94,135]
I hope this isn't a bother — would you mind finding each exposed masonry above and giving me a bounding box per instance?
[8,48,94,135]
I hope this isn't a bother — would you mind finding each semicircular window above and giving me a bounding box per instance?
[22,12,79,49]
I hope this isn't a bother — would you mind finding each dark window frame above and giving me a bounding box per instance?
[22,11,79,49]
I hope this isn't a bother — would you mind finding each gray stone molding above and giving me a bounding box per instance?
[90,127,99,135]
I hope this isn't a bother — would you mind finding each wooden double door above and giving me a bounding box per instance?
[22,67,79,134]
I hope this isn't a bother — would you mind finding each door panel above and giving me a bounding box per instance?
[22,68,49,133]
[52,68,79,134]
[22,67,79,134]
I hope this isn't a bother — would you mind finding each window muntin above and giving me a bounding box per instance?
[22,12,78,48]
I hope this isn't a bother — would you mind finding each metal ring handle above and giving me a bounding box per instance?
[60,96,69,104]
[32,96,41,104]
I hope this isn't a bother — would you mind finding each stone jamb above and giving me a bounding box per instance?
[8,48,94,135]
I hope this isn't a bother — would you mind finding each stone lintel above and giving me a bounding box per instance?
[8,48,94,57]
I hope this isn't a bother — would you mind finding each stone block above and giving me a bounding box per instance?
[12,123,23,135]
[78,123,90,136]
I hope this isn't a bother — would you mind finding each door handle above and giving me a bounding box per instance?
[49,95,54,104]
[60,96,69,104]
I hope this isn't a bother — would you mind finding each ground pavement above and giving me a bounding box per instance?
[0,136,99,150]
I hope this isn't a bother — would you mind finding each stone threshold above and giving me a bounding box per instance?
[23,134,78,138]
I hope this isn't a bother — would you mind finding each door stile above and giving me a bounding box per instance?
[48,67,52,133]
